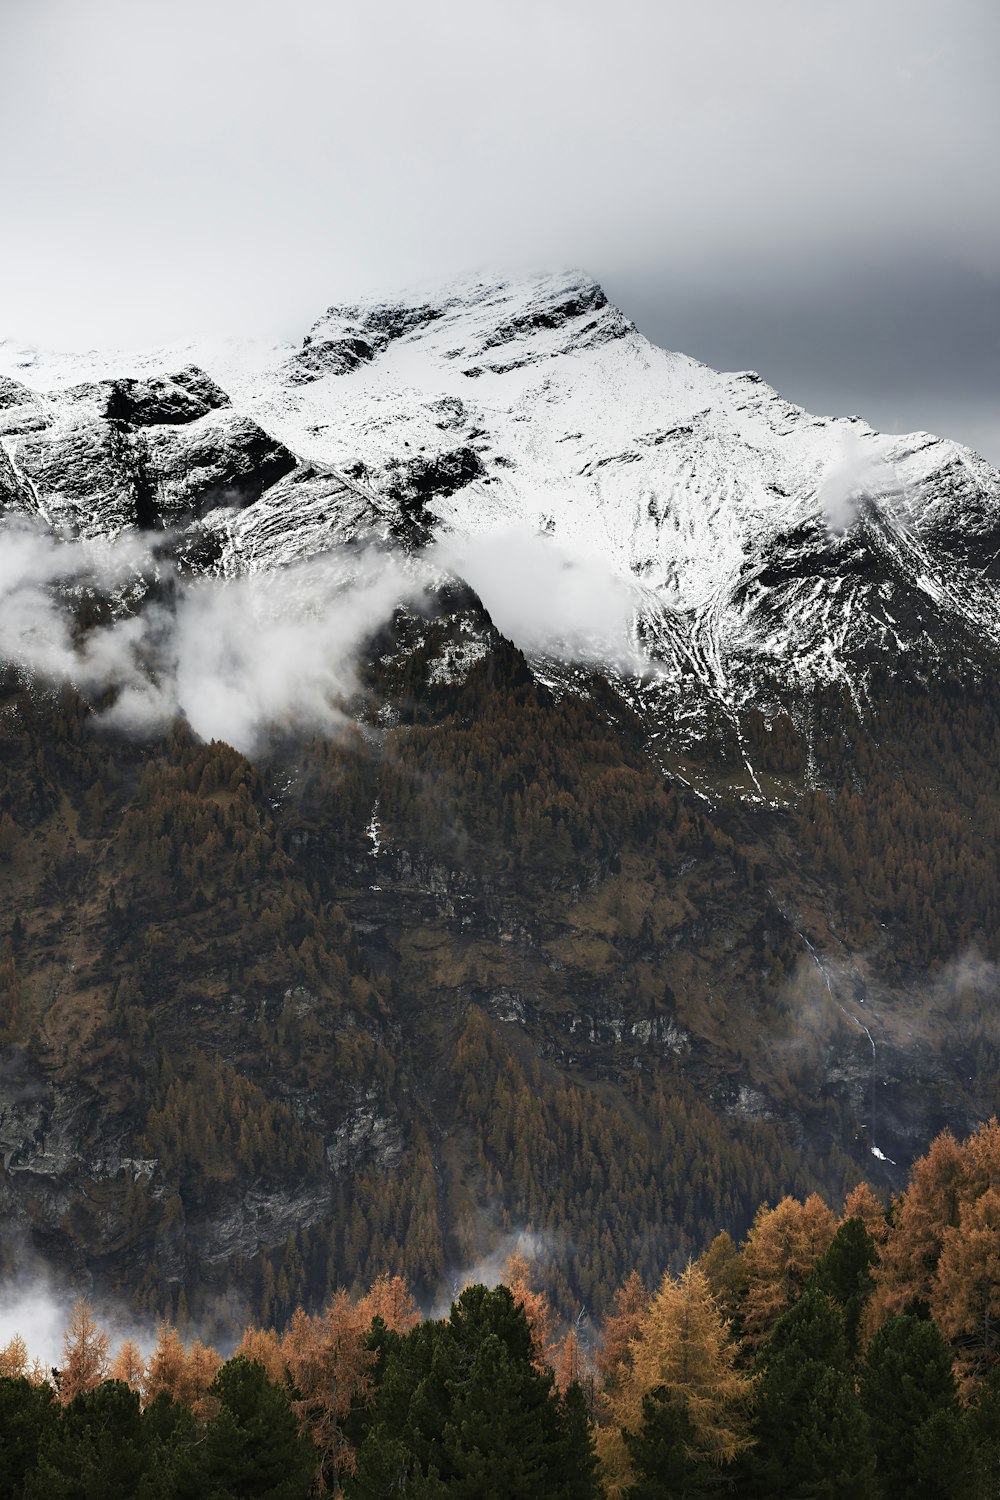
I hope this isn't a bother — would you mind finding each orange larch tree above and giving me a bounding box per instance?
[596,1270,648,1401]
[59,1300,110,1403]
[108,1338,146,1393]
[354,1272,420,1334]
[280,1292,377,1494]
[502,1251,556,1368]
[931,1184,1000,1395]
[869,1129,966,1331]
[742,1193,837,1345]
[598,1264,754,1498]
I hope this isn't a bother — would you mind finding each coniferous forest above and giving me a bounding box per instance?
[5,620,1000,1331]
[5,1120,1000,1497]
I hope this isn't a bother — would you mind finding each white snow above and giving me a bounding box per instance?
[4,268,1000,730]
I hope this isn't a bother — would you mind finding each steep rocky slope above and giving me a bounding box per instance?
[2,273,1000,1332]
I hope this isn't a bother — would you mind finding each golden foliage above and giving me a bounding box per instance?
[741,1193,836,1344]
[108,1338,146,1393]
[60,1300,110,1403]
[599,1264,754,1497]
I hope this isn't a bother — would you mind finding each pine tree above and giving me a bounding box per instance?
[746,1287,876,1500]
[193,1356,318,1500]
[0,1376,58,1495]
[622,1386,727,1500]
[811,1215,877,1350]
[23,1380,153,1500]
[347,1283,600,1500]
[860,1315,970,1500]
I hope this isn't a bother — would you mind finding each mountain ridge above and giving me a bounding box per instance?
[4,269,999,736]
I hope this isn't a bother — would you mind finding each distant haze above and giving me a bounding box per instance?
[1,0,997,460]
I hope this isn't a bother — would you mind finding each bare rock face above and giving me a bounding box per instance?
[0,365,297,536]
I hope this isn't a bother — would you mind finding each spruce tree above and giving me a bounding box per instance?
[746,1287,876,1500]
[811,1216,877,1350]
[860,1314,970,1500]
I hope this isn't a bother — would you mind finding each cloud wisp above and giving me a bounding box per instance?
[816,434,901,536]
[0,522,425,754]
[434,527,646,673]
[0,520,647,752]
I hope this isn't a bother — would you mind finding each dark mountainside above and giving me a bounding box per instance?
[2,273,1000,1335]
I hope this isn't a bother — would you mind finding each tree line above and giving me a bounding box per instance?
[7,1118,1000,1496]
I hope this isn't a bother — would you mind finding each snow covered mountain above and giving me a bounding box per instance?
[6,272,1000,1321]
[3,268,1000,760]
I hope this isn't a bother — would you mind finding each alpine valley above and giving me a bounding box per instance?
[2,271,1000,1334]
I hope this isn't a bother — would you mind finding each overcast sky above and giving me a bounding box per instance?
[2,0,998,458]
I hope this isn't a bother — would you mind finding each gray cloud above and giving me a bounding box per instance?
[605,256,1000,462]
[0,1,996,457]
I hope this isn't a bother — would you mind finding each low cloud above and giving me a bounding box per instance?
[0,1268,158,1373]
[0,521,424,755]
[436,527,644,671]
[817,434,899,534]
[0,519,648,753]
[433,1224,557,1318]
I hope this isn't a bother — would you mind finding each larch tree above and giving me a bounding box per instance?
[59,1300,110,1403]
[503,1251,557,1369]
[931,1185,1000,1394]
[0,1332,29,1379]
[143,1321,189,1406]
[597,1271,648,1398]
[280,1292,376,1493]
[600,1264,753,1497]
[355,1272,420,1334]
[842,1182,889,1248]
[742,1193,837,1345]
[108,1338,146,1393]
[696,1232,749,1330]
[552,1324,588,1395]
[186,1337,224,1419]
[869,1129,966,1330]
[233,1324,286,1385]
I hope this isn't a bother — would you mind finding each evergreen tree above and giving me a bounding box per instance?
[622,1386,727,1500]
[860,1315,970,1500]
[811,1215,877,1350]
[193,1356,317,1500]
[21,1380,159,1500]
[0,1376,58,1496]
[346,1283,600,1500]
[745,1287,876,1499]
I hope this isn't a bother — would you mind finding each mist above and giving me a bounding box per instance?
[436,527,644,671]
[0,519,647,752]
[816,434,899,535]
